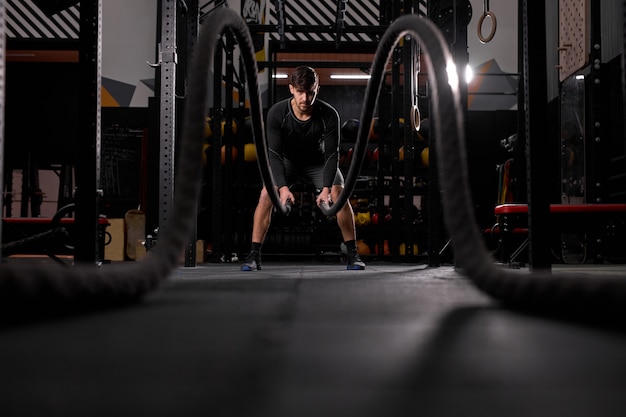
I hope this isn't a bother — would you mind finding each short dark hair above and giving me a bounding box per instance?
[290,66,318,90]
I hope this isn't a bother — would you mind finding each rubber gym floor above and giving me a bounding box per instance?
[1,257,626,417]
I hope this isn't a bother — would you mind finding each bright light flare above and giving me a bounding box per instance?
[446,60,459,88]
[329,74,372,80]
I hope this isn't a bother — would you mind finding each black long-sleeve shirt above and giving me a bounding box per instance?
[266,98,340,189]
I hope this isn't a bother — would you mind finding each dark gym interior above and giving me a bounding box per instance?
[2,1,626,416]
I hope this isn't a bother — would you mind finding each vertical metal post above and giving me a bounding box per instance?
[390,44,402,259]
[452,0,469,111]
[237,40,248,257]
[452,0,469,267]
[426,101,444,267]
[587,0,605,204]
[20,163,29,216]
[74,0,102,264]
[182,0,200,267]
[426,0,443,267]
[402,36,417,258]
[222,34,235,260]
[0,0,5,256]
[158,0,178,233]
[210,43,224,263]
[276,0,286,49]
[335,0,348,47]
[522,0,552,270]
[620,0,626,147]
[427,0,470,266]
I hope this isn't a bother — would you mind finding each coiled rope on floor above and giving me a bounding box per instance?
[1,8,625,318]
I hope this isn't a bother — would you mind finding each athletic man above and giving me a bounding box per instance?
[241,66,365,271]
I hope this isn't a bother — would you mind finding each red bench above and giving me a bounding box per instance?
[493,203,626,265]
[2,217,110,263]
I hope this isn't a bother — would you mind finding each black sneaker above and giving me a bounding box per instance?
[347,250,365,270]
[241,251,261,271]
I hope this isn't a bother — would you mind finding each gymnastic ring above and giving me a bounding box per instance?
[326,14,458,219]
[410,103,421,132]
[477,11,497,43]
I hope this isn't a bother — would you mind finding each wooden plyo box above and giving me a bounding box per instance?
[104,218,125,262]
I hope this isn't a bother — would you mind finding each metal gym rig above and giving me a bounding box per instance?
[1,1,625,273]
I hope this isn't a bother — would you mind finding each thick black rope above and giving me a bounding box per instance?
[378,15,626,317]
[1,204,77,257]
[253,11,626,318]
[0,7,281,312]
[0,8,625,319]
[1,227,69,256]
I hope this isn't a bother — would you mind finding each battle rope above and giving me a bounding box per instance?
[378,15,626,317]
[256,11,626,318]
[1,228,69,256]
[0,6,281,312]
[0,8,625,319]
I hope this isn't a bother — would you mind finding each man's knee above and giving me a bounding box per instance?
[338,202,354,219]
[257,188,273,209]
[331,185,346,203]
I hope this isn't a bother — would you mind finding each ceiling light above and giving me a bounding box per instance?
[329,74,371,80]
[273,73,288,79]
[465,64,474,83]
[446,60,459,87]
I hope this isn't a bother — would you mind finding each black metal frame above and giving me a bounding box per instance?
[196,0,467,263]
[73,0,102,264]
